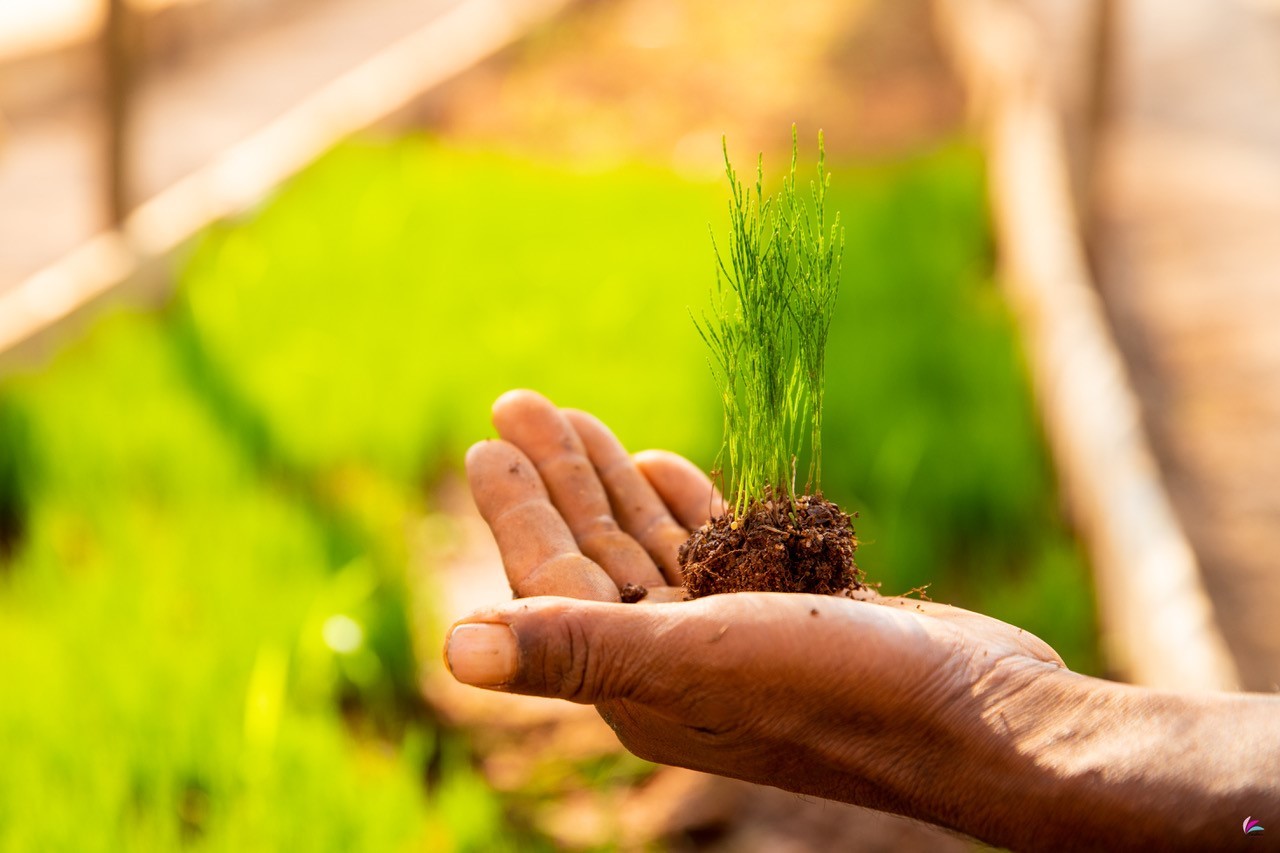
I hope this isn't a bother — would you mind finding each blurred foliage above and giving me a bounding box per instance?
[0,135,1097,849]
[0,313,517,850]
[178,142,725,482]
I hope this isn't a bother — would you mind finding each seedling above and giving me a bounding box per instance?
[680,128,861,598]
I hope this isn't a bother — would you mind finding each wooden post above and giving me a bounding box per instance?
[1081,0,1119,231]
[102,0,134,226]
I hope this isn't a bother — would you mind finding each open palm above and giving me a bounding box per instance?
[450,390,1066,824]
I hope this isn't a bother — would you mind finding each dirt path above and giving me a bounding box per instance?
[1089,0,1280,690]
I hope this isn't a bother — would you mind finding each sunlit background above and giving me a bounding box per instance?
[2,0,1275,848]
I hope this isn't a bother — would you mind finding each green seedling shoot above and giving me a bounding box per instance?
[695,127,845,519]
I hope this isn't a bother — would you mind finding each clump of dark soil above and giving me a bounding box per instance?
[679,494,860,598]
[619,583,648,603]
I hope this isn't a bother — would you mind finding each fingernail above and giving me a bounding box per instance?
[445,623,518,686]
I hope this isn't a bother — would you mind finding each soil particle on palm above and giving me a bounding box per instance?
[620,582,648,603]
[679,494,860,598]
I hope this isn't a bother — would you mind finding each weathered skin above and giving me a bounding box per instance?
[448,390,1280,851]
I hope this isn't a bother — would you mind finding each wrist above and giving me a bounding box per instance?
[961,662,1278,849]
[921,657,1087,846]
[847,656,1145,848]
[961,662,1114,847]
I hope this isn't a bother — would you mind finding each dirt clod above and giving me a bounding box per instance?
[620,583,648,603]
[679,494,860,598]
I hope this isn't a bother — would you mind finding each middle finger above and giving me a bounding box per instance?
[563,408,691,584]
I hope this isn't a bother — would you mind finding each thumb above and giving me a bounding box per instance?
[443,597,665,704]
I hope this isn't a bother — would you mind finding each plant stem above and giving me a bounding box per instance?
[695,128,844,516]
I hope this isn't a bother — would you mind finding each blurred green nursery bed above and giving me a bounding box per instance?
[0,137,1096,849]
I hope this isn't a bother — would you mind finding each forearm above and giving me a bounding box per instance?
[965,665,1280,850]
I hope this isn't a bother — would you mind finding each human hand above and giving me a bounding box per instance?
[456,388,708,603]
[445,391,1280,849]
[445,390,1071,840]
